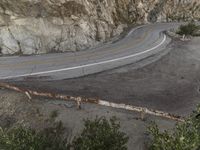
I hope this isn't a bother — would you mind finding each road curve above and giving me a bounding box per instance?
[0,23,180,80]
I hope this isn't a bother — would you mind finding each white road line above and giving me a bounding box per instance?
[0,56,19,59]
[0,34,167,80]
[127,24,147,37]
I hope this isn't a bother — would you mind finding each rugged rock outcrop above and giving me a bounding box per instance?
[0,0,199,55]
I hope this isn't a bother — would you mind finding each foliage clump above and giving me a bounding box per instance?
[148,105,200,150]
[71,117,129,150]
[177,22,200,36]
[0,117,128,150]
[0,121,67,150]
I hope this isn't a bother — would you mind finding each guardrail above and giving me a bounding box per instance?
[0,82,184,122]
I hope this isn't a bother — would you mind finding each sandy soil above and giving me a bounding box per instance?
[0,90,175,150]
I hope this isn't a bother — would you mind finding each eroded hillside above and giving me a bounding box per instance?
[0,0,199,54]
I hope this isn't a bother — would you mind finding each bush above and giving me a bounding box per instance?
[148,105,200,150]
[0,121,67,150]
[71,117,129,150]
[177,22,200,36]
[0,117,128,150]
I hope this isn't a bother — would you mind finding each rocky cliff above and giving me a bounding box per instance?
[0,0,199,55]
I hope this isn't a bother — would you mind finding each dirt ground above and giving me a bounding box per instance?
[0,89,176,150]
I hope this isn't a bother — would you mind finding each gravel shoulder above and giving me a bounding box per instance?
[8,37,200,116]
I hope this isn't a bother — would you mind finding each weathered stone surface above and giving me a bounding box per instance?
[0,0,199,54]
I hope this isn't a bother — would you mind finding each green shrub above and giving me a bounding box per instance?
[50,110,59,120]
[71,117,129,150]
[0,121,67,150]
[177,22,200,36]
[0,117,129,150]
[148,105,200,150]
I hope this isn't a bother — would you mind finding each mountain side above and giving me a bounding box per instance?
[0,0,199,55]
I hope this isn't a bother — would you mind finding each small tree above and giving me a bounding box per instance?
[0,121,67,150]
[148,105,200,150]
[177,22,200,36]
[71,117,129,150]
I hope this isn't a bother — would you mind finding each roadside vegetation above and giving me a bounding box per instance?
[71,117,129,150]
[176,22,200,36]
[0,121,67,150]
[0,117,128,150]
[148,105,200,150]
[1,103,200,150]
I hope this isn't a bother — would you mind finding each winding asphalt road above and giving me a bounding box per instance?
[0,23,180,80]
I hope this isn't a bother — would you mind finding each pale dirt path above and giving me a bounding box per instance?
[0,90,176,150]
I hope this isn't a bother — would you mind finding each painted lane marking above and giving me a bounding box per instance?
[127,24,147,37]
[0,56,19,59]
[0,29,149,69]
[0,34,167,80]
[0,25,149,69]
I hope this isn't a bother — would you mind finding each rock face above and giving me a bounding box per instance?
[0,0,199,55]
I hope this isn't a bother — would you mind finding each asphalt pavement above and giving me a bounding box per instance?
[0,23,181,80]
